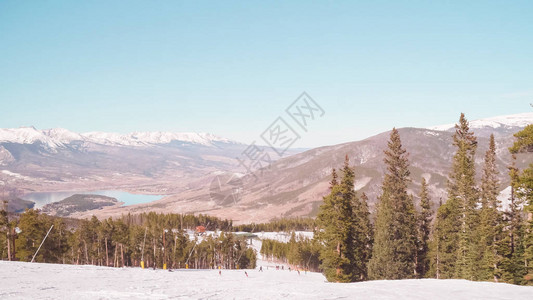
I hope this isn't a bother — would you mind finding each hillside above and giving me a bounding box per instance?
[1,113,532,223]
[2,197,34,213]
[82,115,532,223]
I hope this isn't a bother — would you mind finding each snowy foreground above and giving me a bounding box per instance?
[1,261,532,299]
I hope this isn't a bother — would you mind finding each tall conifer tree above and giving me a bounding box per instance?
[416,178,432,277]
[368,128,417,279]
[500,155,528,284]
[431,113,479,279]
[316,158,356,282]
[478,134,503,281]
[430,197,457,278]
[352,191,373,280]
[338,156,358,280]
[330,168,338,189]
[428,198,444,278]
[509,125,533,283]
[316,156,372,282]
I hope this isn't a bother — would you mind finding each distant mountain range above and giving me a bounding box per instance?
[0,126,296,212]
[0,127,235,149]
[428,112,533,131]
[1,113,532,223]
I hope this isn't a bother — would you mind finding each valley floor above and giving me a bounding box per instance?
[1,260,532,299]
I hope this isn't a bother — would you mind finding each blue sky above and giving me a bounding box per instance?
[1,1,532,147]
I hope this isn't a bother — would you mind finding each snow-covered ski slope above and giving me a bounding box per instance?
[1,260,532,299]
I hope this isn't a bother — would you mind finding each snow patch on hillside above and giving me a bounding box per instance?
[497,186,527,211]
[424,130,441,136]
[354,177,372,191]
[1,170,34,181]
[0,146,14,165]
[255,231,313,243]
[182,231,314,244]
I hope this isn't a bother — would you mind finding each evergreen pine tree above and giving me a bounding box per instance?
[316,160,356,282]
[0,201,8,260]
[368,128,417,279]
[519,166,533,284]
[416,177,432,278]
[478,134,504,281]
[500,155,527,284]
[431,113,479,279]
[351,190,373,280]
[338,156,358,280]
[358,192,373,279]
[316,156,372,282]
[330,168,338,189]
[509,124,533,284]
[428,198,445,278]
[430,197,458,278]
[15,209,46,262]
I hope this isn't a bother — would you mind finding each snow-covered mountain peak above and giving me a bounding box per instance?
[129,131,233,145]
[0,127,59,148]
[81,132,138,146]
[0,126,237,148]
[429,112,533,131]
[43,128,85,143]
[81,131,234,147]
